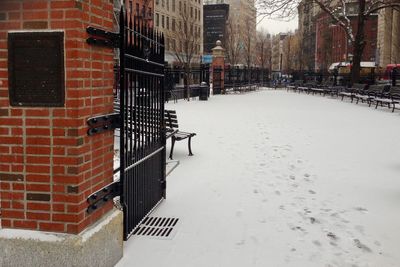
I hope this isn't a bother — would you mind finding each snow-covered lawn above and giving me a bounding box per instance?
[116,89,400,267]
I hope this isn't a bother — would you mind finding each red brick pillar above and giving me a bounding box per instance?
[0,0,115,234]
[211,40,225,94]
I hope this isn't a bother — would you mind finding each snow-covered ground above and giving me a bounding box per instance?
[116,89,400,267]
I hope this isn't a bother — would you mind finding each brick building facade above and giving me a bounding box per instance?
[0,0,115,234]
[315,12,378,72]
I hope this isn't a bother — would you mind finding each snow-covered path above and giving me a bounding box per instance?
[116,89,400,267]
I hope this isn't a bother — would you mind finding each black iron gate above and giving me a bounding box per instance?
[119,9,166,240]
[86,7,166,241]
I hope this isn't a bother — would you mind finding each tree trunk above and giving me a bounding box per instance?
[184,64,190,101]
[351,0,367,85]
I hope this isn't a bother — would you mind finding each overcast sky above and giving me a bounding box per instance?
[256,17,299,34]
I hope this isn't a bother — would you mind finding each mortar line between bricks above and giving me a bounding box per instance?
[23,111,27,222]
[50,107,54,228]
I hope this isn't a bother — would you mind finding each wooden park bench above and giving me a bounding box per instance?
[339,83,367,102]
[164,109,196,160]
[373,86,400,112]
[353,85,388,106]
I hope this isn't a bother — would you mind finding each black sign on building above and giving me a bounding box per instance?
[203,4,229,54]
[8,32,65,107]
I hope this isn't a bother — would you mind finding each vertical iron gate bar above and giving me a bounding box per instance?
[118,6,165,240]
[119,7,127,240]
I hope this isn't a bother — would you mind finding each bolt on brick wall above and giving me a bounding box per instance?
[0,0,115,234]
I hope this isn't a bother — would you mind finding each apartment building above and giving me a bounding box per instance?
[204,0,256,66]
[154,0,203,65]
[377,8,400,67]
[203,3,229,54]
[297,0,319,71]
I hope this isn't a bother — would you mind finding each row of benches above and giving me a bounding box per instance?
[286,84,400,112]
[225,83,261,94]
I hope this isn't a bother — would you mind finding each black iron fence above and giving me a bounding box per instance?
[164,65,210,101]
[114,64,271,101]
[224,67,270,90]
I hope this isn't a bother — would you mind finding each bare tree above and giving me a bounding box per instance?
[256,29,271,69]
[171,2,201,100]
[243,19,253,69]
[256,29,272,84]
[225,17,241,66]
[257,0,400,84]
[282,32,302,74]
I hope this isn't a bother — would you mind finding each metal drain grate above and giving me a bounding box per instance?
[133,217,180,239]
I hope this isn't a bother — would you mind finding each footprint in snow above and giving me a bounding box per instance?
[354,239,372,252]
[354,207,368,213]
[308,190,316,194]
[236,240,245,246]
[289,175,296,180]
[291,226,307,233]
[327,232,338,241]
[275,190,281,196]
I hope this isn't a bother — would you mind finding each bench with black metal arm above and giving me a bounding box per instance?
[164,109,196,160]
[374,93,400,112]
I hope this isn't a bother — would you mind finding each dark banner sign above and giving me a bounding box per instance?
[8,32,65,107]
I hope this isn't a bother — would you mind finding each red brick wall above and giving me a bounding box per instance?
[212,55,225,90]
[0,0,115,234]
[315,13,378,71]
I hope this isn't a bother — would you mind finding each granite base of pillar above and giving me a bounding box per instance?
[0,209,123,267]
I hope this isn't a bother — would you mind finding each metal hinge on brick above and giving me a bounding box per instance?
[86,27,120,48]
[87,113,120,136]
[86,181,121,214]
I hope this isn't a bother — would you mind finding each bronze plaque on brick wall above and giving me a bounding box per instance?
[8,32,65,107]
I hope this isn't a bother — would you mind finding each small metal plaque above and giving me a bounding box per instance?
[8,32,65,106]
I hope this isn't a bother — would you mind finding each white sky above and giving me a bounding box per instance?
[256,16,299,34]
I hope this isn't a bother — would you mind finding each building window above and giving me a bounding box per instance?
[162,15,165,28]
[166,17,169,30]
[156,13,159,27]
[172,0,176,12]
[190,7,193,18]
[148,8,152,19]
[167,0,169,11]
[136,3,139,15]
[179,1,181,11]
[129,0,133,13]
[172,19,176,31]
[162,0,165,7]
